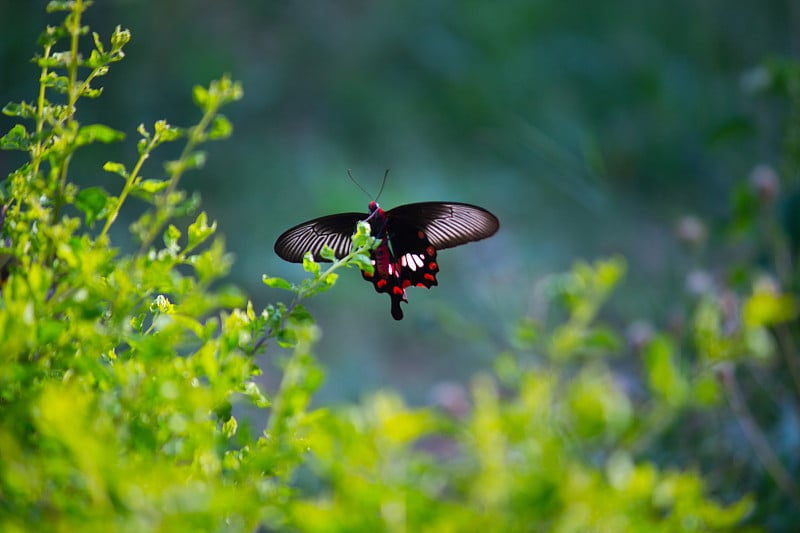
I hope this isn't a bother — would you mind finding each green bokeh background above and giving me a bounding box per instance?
[0,1,796,401]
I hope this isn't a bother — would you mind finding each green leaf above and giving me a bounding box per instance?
[208,115,233,140]
[92,31,105,54]
[595,256,627,290]
[742,287,798,327]
[276,328,297,348]
[111,26,131,49]
[240,381,270,408]
[187,211,216,248]
[350,253,374,273]
[164,151,206,175]
[320,244,336,261]
[302,253,320,276]
[190,239,232,283]
[1,124,31,151]
[163,224,181,251]
[137,123,150,139]
[81,86,104,99]
[2,101,36,119]
[222,416,238,438]
[153,120,182,143]
[583,326,623,354]
[644,335,689,407]
[37,24,68,47]
[185,150,207,170]
[102,161,128,178]
[75,187,109,227]
[352,220,374,248]
[193,85,209,108]
[262,276,293,290]
[76,124,125,146]
[40,72,69,92]
[511,317,541,350]
[289,304,314,324]
[130,313,145,332]
[46,1,74,12]
[130,179,168,201]
[173,192,201,217]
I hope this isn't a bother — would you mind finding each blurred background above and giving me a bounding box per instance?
[0,1,797,403]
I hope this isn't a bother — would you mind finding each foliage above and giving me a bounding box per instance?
[0,3,797,532]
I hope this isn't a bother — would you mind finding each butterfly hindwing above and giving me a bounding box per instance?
[361,219,439,320]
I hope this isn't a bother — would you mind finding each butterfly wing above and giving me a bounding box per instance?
[273,212,364,263]
[361,218,440,320]
[386,202,499,250]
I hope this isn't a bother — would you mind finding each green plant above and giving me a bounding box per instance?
[0,3,375,530]
[0,2,782,532]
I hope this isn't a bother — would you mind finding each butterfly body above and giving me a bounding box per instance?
[274,201,499,319]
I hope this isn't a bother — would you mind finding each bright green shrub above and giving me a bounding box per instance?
[0,3,374,531]
[0,2,782,532]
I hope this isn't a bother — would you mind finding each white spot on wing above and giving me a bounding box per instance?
[403,253,418,271]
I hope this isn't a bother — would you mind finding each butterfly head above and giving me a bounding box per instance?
[368,201,386,219]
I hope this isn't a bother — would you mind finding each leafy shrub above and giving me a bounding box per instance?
[2,2,796,532]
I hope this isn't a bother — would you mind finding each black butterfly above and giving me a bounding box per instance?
[274,201,499,320]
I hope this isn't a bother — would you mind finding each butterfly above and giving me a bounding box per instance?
[274,200,499,319]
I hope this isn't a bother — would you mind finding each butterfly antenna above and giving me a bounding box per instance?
[376,168,389,201]
[347,169,374,200]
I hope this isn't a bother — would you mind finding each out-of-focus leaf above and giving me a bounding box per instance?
[644,335,689,407]
[75,124,125,145]
[742,287,798,327]
[75,186,108,226]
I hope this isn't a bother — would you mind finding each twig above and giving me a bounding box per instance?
[718,363,800,506]
[251,242,373,353]
[776,324,800,403]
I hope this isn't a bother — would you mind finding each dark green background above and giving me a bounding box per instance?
[0,1,796,401]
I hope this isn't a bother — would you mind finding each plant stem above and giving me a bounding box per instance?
[99,135,159,240]
[718,363,800,506]
[251,245,371,353]
[135,106,217,256]
[776,324,800,404]
[53,0,84,223]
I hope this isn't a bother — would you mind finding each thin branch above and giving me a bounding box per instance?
[718,363,800,506]
[776,324,800,403]
[252,242,373,353]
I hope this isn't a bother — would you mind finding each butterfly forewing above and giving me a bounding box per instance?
[387,202,499,250]
[273,213,363,263]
